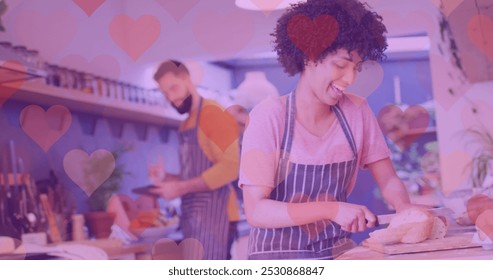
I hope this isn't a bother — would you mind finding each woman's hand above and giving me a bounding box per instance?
[328,202,377,233]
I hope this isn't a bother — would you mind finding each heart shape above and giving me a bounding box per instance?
[109,14,161,61]
[63,149,115,196]
[287,15,339,61]
[198,104,240,152]
[72,0,106,17]
[287,193,336,241]
[240,148,292,187]
[14,10,77,59]
[192,10,255,57]
[346,61,384,104]
[431,0,464,17]
[377,105,430,151]
[0,60,26,107]
[468,15,493,62]
[20,105,72,152]
[151,238,204,260]
[154,0,199,22]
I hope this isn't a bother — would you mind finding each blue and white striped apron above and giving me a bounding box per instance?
[179,98,230,260]
[248,92,358,260]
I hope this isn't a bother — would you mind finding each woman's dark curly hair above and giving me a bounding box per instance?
[272,0,387,76]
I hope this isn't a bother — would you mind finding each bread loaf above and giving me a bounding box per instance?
[367,207,448,245]
[475,209,493,242]
[428,216,448,239]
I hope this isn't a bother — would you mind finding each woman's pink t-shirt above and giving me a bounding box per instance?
[238,93,391,195]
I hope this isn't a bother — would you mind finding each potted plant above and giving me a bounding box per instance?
[465,127,493,191]
[85,145,132,239]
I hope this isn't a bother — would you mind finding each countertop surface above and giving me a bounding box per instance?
[337,233,493,260]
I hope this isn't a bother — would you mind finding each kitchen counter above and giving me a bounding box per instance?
[337,244,493,260]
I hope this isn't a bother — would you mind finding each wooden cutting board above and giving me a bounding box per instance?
[362,233,481,255]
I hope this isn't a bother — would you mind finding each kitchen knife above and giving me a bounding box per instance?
[375,207,454,226]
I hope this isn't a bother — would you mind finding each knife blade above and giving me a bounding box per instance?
[375,207,454,226]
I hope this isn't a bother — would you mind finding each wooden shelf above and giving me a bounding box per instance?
[1,80,184,128]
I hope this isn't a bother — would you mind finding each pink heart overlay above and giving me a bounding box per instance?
[287,15,339,61]
[346,60,384,103]
[240,148,291,187]
[192,10,255,57]
[0,60,26,107]
[109,14,161,61]
[14,10,77,59]
[152,238,204,260]
[20,105,72,152]
[468,15,493,62]
[287,193,336,241]
[154,0,199,22]
[63,149,115,196]
[377,105,430,151]
[431,0,464,17]
[72,0,106,17]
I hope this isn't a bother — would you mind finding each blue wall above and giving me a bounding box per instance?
[0,97,180,214]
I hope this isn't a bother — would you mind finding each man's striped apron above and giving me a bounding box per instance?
[179,98,230,260]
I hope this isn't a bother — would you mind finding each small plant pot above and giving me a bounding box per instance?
[84,212,116,239]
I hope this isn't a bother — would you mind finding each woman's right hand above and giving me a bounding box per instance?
[327,202,377,233]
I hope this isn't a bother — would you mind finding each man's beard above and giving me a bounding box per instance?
[172,93,193,114]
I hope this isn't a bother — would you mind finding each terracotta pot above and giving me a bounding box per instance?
[84,212,116,239]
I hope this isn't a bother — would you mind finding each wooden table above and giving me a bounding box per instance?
[60,239,150,260]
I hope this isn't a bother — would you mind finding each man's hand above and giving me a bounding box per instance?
[148,157,166,185]
[149,181,184,200]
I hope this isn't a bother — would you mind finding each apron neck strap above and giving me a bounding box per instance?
[280,92,357,158]
[193,96,204,129]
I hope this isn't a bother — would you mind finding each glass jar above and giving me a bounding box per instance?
[81,73,94,94]
[26,50,42,69]
[0,41,14,60]
[12,45,28,64]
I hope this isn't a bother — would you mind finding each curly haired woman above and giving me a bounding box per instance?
[238,0,412,260]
